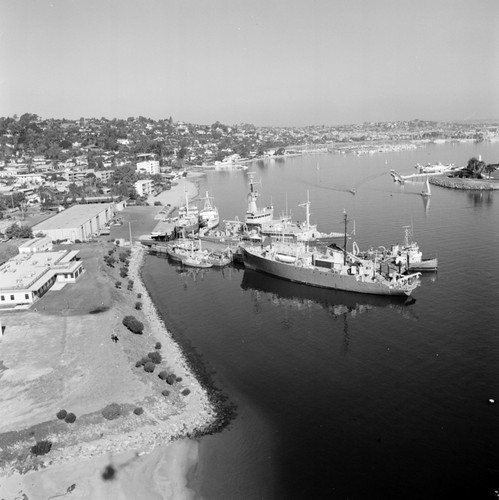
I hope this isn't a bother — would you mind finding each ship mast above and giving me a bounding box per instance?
[343,210,348,265]
[298,190,311,231]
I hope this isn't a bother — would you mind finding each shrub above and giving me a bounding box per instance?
[137,293,142,299]
[143,361,155,373]
[115,281,122,289]
[102,403,121,420]
[65,412,76,423]
[135,360,143,368]
[161,389,170,397]
[135,302,142,310]
[128,280,134,290]
[176,376,183,382]
[181,389,191,396]
[119,252,128,263]
[133,407,144,416]
[31,440,52,456]
[158,370,168,380]
[166,374,176,385]
[147,351,162,364]
[120,269,128,278]
[56,409,67,420]
[122,315,144,334]
[102,465,116,481]
[154,341,161,350]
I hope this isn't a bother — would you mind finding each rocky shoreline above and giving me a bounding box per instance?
[430,176,499,190]
[0,239,219,499]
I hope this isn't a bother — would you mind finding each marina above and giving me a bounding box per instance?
[140,140,499,499]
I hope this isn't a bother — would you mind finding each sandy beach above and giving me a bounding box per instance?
[0,177,215,499]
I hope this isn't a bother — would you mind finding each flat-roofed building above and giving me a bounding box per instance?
[18,237,53,254]
[32,203,115,242]
[0,250,84,307]
[136,154,160,175]
[134,179,154,197]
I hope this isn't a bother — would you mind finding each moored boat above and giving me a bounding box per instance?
[259,191,347,244]
[245,172,274,226]
[175,189,199,235]
[241,241,420,296]
[421,177,431,197]
[199,191,220,230]
[242,213,420,297]
[356,226,437,272]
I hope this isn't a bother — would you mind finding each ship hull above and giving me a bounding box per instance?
[242,247,413,296]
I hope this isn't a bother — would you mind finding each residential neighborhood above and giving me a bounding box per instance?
[1,114,498,239]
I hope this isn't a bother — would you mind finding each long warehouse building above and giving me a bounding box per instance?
[32,203,115,242]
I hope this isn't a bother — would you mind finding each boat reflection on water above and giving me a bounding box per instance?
[240,268,418,320]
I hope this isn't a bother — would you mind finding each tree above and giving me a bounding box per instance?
[5,223,33,239]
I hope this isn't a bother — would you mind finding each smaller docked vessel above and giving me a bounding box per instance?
[259,191,347,244]
[198,191,220,231]
[245,172,274,227]
[175,190,199,236]
[355,226,438,272]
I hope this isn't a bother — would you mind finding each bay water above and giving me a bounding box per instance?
[142,142,499,499]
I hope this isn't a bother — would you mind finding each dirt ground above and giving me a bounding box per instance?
[0,200,215,498]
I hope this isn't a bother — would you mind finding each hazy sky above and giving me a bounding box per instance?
[1,0,498,126]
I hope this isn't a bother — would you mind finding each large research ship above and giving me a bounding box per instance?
[242,214,420,297]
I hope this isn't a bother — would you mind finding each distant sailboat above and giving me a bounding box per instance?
[421,177,431,197]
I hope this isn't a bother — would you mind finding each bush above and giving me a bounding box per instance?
[115,281,122,289]
[56,409,67,420]
[122,315,144,334]
[147,351,162,364]
[133,407,144,416]
[176,376,183,382]
[127,280,134,290]
[158,370,168,380]
[135,360,143,368]
[137,293,142,299]
[102,403,121,420]
[155,341,161,350]
[31,440,52,456]
[143,361,155,373]
[181,389,191,396]
[135,302,142,310]
[120,269,128,278]
[161,389,170,397]
[65,412,76,423]
[166,374,176,385]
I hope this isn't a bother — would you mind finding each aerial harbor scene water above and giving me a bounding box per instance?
[1,1,499,499]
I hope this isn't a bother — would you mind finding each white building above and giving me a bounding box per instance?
[32,203,115,242]
[18,237,53,254]
[0,250,84,307]
[136,154,160,175]
[134,179,154,197]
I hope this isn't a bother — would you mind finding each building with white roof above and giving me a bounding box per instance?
[134,179,154,197]
[0,250,84,307]
[18,237,53,254]
[32,203,115,242]
[136,154,160,175]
